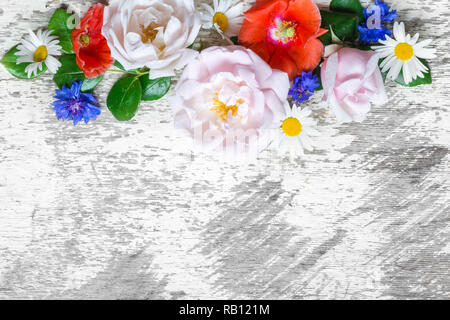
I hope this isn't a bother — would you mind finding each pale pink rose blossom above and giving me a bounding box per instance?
[169,46,290,156]
[321,48,388,123]
[102,0,201,79]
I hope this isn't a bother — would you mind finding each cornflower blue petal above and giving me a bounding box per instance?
[86,103,101,115]
[80,92,98,104]
[359,1,398,44]
[289,71,319,105]
[71,81,82,97]
[374,0,399,22]
[54,89,72,100]
[50,81,101,125]
[358,25,392,44]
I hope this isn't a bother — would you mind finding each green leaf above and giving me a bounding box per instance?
[139,76,171,101]
[329,26,343,44]
[53,55,102,91]
[330,0,364,22]
[112,60,142,74]
[0,45,47,79]
[48,8,75,54]
[113,60,125,70]
[188,40,206,52]
[379,58,432,87]
[313,64,323,91]
[319,30,332,46]
[395,59,432,87]
[230,36,239,45]
[81,75,104,92]
[320,10,361,42]
[353,44,372,51]
[107,76,142,121]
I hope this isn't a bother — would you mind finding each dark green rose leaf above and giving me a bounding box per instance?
[320,10,361,42]
[139,76,171,101]
[1,45,47,79]
[113,60,142,74]
[48,8,75,54]
[53,55,102,91]
[113,60,125,70]
[107,76,142,121]
[319,30,332,46]
[313,64,323,91]
[353,44,372,51]
[330,0,364,22]
[230,36,239,45]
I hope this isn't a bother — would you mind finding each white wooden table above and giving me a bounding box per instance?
[0,0,449,299]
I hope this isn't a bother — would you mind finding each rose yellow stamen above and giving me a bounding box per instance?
[282,117,302,137]
[395,43,414,61]
[141,22,160,43]
[211,93,243,122]
[33,45,48,62]
[213,12,229,33]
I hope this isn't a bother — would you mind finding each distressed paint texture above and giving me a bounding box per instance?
[0,0,449,300]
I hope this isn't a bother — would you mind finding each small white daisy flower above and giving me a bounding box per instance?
[372,22,436,84]
[201,0,245,41]
[15,29,62,78]
[274,104,320,158]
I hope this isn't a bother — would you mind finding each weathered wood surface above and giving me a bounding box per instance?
[0,0,448,300]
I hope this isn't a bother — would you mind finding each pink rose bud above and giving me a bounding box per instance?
[321,48,388,123]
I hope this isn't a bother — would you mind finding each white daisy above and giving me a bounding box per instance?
[201,0,245,41]
[15,29,62,78]
[274,104,320,158]
[372,22,436,84]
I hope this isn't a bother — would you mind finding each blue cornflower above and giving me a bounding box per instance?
[289,71,320,104]
[51,81,101,125]
[358,0,399,44]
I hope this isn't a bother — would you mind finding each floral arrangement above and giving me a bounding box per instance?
[1,0,436,158]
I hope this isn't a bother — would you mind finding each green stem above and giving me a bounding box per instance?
[108,69,149,77]
[137,70,149,77]
[108,69,130,73]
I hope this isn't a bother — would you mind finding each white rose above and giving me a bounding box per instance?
[102,0,201,79]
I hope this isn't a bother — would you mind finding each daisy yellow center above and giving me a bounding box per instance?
[394,42,414,61]
[141,22,160,43]
[79,34,90,47]
[211,93,243,122]
[33,45,48,62]
[213,12,229,33]
[282,117,302,137]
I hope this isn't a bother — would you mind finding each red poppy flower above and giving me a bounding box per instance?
[72,4,113,79]
[239,0,327,80]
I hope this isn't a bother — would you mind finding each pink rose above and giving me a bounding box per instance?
[321,48,388,123]
[169,46,290,156]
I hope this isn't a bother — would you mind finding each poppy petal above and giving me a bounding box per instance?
[269,47,298,79]
[287,37,324,75]
[284,0,322,39]
[239,0,289,44]
[72,4,113,78]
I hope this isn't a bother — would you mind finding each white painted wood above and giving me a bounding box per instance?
[0,0,448,299]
